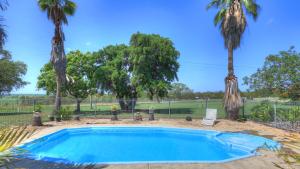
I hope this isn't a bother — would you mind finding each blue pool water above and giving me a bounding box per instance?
[20,127,280,164]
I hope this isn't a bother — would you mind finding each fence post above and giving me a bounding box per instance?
[94,96,97,117]
[90,95,93,110]
[274,102,277,127]
[205,98,208,111]
[17,98,20,113]
[242,98,245,118]
[33,99,36,112]
[132,99,134,120]
[168,99,171,118]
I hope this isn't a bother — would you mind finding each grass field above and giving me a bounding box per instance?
[0,98,298,127]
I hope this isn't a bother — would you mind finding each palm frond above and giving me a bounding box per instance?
[0,0,8,11]
[214,8,227,26]
[206,0,220,10]
[0,127,36,168]
[63,0,76,16]
[0,22,7,50]
[37,0,76,25]
[242,0,260,20]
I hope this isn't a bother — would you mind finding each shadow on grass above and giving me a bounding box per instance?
[4,158,109,169]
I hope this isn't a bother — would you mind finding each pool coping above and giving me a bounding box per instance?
[16,126,280,165]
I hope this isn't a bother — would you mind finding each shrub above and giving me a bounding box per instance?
[59,107,73,121]
[277,106,300,122]
[250,101,274,122]
[34,104,42,112]
[134,112,143,121]
[111,105,118,111]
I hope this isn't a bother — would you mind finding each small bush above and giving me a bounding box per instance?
[250,101,274,122]
[134,112,143,121]
[186,116,192,121]
[111,105,118,111]
[59,107,73,121]
[277,106,300,122]
[34,104,42,112]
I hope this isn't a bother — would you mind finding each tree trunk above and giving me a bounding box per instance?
[228,47,234,76]
[224,46,242,120]
[76,98,81,113]
[156,96,161,103]
[90,95,93,110]
[50,22,66,120]
[53,75,61,118]
[127,99,137,111]
[118,98,127,111]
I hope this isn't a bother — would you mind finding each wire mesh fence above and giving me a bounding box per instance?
[0,96,299,131]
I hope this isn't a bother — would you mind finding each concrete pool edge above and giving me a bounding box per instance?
[17,126,281,165]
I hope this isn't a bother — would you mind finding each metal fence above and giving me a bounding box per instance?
[0,96,299,131]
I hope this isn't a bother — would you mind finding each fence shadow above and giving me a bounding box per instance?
[5,158,109,169]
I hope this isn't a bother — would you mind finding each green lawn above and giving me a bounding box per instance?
[0,99,297,127]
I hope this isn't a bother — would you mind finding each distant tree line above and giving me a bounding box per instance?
[167,83,262,100]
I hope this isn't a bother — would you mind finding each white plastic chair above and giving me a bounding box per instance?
[201,109,217,126]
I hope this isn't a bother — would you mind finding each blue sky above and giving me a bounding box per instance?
[4,0,300,94]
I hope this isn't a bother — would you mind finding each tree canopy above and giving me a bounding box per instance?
[0,55,28,95]
[38,33,180,111]
[130,33,180,102]
[243,47,300,100]
[93,45,135,110]
[37,51,96,111]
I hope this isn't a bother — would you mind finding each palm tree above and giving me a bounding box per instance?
[207,0,260,120]
[0,0,8,53]
[38,0,76,120]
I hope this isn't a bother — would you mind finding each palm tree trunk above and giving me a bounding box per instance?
[50,22,66,120]
[224,46,242,120]
[228,47,234,76]
[53,75,61,118]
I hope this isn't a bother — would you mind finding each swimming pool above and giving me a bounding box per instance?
[20,127,280,164]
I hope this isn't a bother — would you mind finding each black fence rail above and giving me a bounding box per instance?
[0,96,299,132]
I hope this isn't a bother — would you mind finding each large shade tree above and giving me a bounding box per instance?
[0,0,28,95]
[38,0,76,119]
[93,45,135,110]
[130,33,180,102]
[244,47,300,100]
[37,51,96,113]
[0,56,28,96]
[207,0,260,120]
